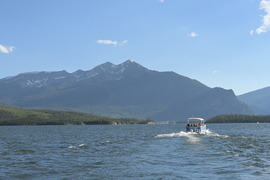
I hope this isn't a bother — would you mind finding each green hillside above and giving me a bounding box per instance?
[0,107,152,125]
[207,114,270,123]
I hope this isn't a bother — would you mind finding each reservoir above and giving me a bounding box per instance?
[1,123,270,179]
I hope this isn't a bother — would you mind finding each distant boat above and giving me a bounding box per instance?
[186,118,206,133]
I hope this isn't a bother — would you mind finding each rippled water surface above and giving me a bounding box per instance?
[1,123,270,179]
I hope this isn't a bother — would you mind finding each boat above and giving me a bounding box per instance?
[186,118,206,133]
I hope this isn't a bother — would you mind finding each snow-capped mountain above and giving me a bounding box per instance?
[73,60,150,82]
[1,60,149,88]
[2,71,70,88]
[0,60,252,121]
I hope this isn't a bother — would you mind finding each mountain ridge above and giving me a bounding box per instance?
[1,60,150,87]
[0,60,253,121]
[238,86,270,114]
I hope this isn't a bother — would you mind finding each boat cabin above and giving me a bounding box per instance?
[186,118,206,133]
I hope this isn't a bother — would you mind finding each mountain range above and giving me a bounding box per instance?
[238,87,270,115]
[0,60,254,121]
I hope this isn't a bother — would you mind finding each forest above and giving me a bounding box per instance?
[206,114,270,123]
[0,107,152,125]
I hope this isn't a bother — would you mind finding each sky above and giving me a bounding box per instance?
[1,0,270,95]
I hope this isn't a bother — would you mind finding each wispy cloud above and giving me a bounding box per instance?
[252,0,270,34]
[160,0,165,3]
[0,44,15,54]
[212,70,220,74]
[188,32,198,37]
[96,40,128,46]
[96,40,117,46]
[120,40,128,46]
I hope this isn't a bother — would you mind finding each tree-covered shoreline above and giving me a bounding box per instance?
[0,107,153,126]
[206,114,270,123]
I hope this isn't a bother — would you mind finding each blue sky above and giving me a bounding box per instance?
[1,0,270,95]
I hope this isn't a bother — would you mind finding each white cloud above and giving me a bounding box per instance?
[253,0,270,34]
[96,40,128,46]
[0,44,15,54]
[160,0,165,3]
[96,40,117,46]
[188,32,198,37]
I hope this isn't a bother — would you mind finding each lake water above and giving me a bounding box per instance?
[1,123,270,180]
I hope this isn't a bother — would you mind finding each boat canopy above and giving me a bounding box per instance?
[187,118,204,123]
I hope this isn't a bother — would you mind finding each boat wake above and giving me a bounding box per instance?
[68,144,87,149]
[155,129,228,139]
[203,129,229,138]
[156,131,202,143]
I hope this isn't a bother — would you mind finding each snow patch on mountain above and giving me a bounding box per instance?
[1,60,150,87]
[54,76,66,80]
[25,78,48,88]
